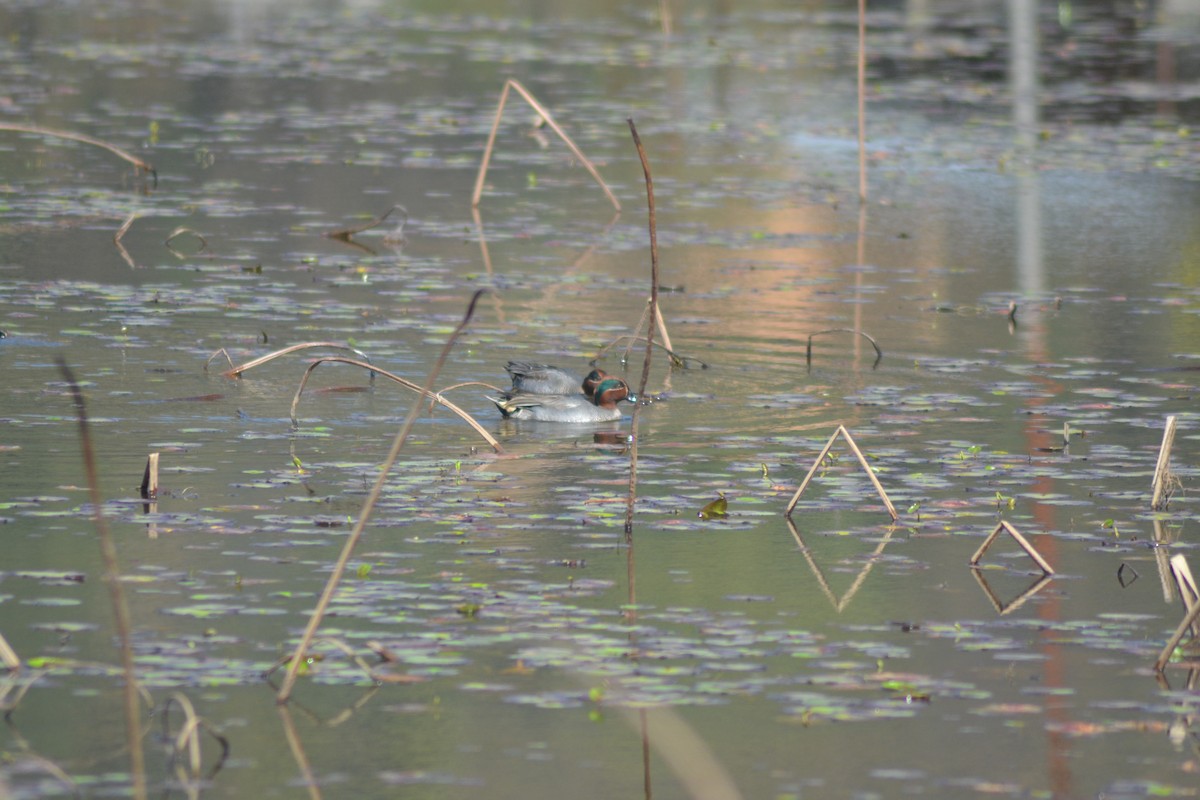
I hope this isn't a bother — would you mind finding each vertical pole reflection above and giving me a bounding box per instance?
[1009,4,1071,799]
[1009,0,1044,297]
[1009,0,1040,148]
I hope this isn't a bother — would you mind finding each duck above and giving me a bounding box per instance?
[489,377,636,423]
[504,361,610,398]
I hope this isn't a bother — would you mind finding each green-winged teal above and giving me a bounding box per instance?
[504,361,610,398]
[489,377,635,423]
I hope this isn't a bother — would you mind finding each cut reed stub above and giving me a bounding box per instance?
[969,520,1054,576]
[1150,415,1178,511]
[141,452,159,500]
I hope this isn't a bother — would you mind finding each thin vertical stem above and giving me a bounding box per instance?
[58,359,146,800]
[625,119,658,547]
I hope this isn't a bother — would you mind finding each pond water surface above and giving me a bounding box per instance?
[3,1,1200,798]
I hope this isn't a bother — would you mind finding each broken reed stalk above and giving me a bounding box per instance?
[220,342,373,378]
[970,520,1055,576]
[472,79,621,211]
[1150,415,1178,511]
[856,0,867,204]
[288,356,503,454]
[56,359,147,800]
[784,425,898,521]
[806,329,883,366]
[624,119,659,549]
[276,290,485,703]
[0,122,156,182]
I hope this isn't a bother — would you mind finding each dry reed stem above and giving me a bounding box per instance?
[856,0,867,203]
[1170,554,1200,608]
[323,205,406,241]
[288,356,502,454]
[784,425,898,520]
[806,328,883,366]
[221,342,373,378]
[56,359,146,800]
[0,630,20,671]
[436,380,504,394]
[1155,561,1200,671]
[1169,554,1200,638]
[276,291,485,703]
[472,79,620,211]
[1151,415,1178,510]
[0,122,156,182]
[203,348,235,373]
[969,520,1055,575]
[624,119,658,548]
[622,298,675,361]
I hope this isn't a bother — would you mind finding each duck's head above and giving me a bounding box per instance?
[581,368,610,398]
[593,377,638,408]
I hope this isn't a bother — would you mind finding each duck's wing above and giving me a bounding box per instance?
[504,361,580,394]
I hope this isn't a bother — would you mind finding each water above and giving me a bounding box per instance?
[2,1,1200,797]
